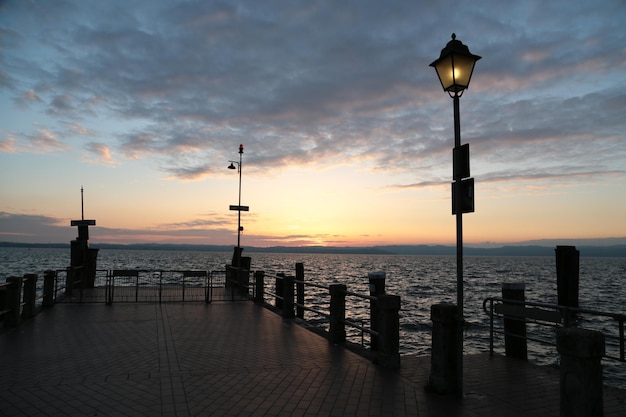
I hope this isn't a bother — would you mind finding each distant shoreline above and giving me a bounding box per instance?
[1,241,625,257]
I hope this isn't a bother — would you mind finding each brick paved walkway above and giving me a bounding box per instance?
[1,302,624,416]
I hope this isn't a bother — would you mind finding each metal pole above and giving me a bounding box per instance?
[453,92,464,397]
[237,150,242,250]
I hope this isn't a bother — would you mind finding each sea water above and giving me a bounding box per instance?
[1,247,624,388]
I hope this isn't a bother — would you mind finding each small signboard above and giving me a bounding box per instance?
[452,178,475,214]
[229,205,249,211]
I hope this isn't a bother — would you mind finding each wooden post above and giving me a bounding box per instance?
[502,283,527,360]
[43,270,56,308]
[376,294,401,369]
[428,303,459,394]
[557,328,604,417]
[296,263,304,319]
[329,284,346,344]
[556,245,580,309]
[369,271,386,351]
[4,277,22,327]
[254,270,265,304]
[275,273,284,309]
[283,275,295,318]
[22,274,38,319]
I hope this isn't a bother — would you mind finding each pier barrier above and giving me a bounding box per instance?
[2,277,23,328]
[427,303,459,394]
[557,328,605,417]
[21,274,38,319]
[42,270,56,308]
[502,283,528,360]
[368,271,386,351]
[329,284,346,344]
[556,245,579,309]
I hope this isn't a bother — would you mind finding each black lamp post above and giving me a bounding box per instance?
[228,144,245,267]
[430,33,480,396]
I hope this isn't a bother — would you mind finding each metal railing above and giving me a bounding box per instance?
[483,297,626,362]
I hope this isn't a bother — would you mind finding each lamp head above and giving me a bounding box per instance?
[430,33,481,94]
[228,163,237,170]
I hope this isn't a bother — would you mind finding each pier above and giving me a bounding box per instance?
[1,285,625,416]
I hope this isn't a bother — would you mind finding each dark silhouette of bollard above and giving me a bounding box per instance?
[556,245,579,309]
[428,303,459,394]
[502,283,527,360]
[254,270,265,304]
[4,277,23,327]
[43,270,56,308]
[557,328,604,417]
[22,274,38,319]
[296,263,304,319]
[283,275,295,318]
[369,271,386,351]
[275,273,284,309]
[329,284,346,344]
[376,294,401,369]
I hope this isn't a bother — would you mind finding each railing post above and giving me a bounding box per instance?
[4,277,23,328]
[557,328,604,417]
[42,270,56,308]
[296,263,304,319]
[427,303,459,394]
[275,273,284,309]
[368,271,386,351]
[65,266,74,296]
[376,294,400,369]
[502,283,527,360]
[283,275,295,318]
[254,270,265,304]
[22,274,38,319]
[329,284,346,344]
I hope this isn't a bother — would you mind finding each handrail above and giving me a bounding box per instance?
[484,296,626,362]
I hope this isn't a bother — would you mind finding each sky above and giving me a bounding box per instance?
[1,0,626,248]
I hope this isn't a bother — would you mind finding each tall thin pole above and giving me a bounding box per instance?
[237,145,243,251]
[81,186,84,220]
[453,92,464,397]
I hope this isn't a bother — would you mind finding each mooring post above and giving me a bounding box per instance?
[502,283,527,360]
[283,275,295,318]
[368,271,386,351]
[556,245,580,309]
[254,270,265,304]
[376,294,401,369]
[296,263,304,319]
[42,270,56,308]
[557,328,604,417]
[329,284,346,344]
[427,303,459,394]
[22,274,38,319]
[4,277,23,327]
[275,273,284,309]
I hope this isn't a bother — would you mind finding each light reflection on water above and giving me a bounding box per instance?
[1,247,625,388]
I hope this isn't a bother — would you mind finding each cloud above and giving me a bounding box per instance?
[1,0,625,187]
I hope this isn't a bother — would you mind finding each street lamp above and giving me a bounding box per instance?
[430,33,480,397]
[228,144,246,268]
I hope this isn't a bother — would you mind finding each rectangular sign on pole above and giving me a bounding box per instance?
[229,205,249,211]
[452,178,475,214]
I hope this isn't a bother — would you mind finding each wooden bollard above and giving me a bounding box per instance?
[557,328,604,417]
[43,270,56,308]
[369,271,386,351]
[275,273,284,309]
[254,270,265,304]
[376,294,401,369]
[427,303,459,394]
[283,275,295,318]
[502,283,527,360]
[22,274,38,319]
[329,284,346,344]
[4,277,23,327]
[556,245,580,309]
[296,263,304,319]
